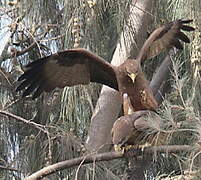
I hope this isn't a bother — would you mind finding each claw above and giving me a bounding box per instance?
[114,143,152,156]
[124,145,137,151]
[137,143,152,152]
[114,145,124,154]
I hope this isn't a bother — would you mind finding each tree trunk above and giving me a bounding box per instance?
[86,0,154,152]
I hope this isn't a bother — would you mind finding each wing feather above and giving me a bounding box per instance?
[177,31,190,43]
[172,39,183,49]
[32,85,46,99]
[22,79,42,97]
[17,48,118,99]
[181,25,195,31]
[137,19,195,63]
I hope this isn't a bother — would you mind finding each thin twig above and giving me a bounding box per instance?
[0,165,21,173]
[131,2,154,17]
[0,68,12,86]
[0,110,48,134]
[25,145,192,180]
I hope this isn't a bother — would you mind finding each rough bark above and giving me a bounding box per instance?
[25,145,192,180]
[150,50,175,104]
[86,0,154,152]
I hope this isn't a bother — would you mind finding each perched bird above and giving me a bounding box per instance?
[111,110,167,152]
[17,19,194,111]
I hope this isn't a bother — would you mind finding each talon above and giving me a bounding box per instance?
[122,147,125,154]
[126,145,139,151]
[125,145,132,151]
[138,143,152,152]
[114,145,125,155]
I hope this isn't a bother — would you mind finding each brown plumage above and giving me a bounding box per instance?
[111,110,167,152]
[17,19,194,111]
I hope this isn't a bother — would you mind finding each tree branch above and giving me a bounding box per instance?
[150,49,176,97]
[0,165,21,173]
[25,145,192,180]
[0,110,48,134]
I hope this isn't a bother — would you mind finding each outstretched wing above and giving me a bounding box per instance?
[137,19,195,63]
[17,48,118,99]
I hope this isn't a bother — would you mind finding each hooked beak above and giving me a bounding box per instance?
[128,73,137,83]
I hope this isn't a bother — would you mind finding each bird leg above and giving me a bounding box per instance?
[114,145,138,155]
[123,143,152,158]
[124,143,151,152]
[122,145,142,159]
[114,143,152,159]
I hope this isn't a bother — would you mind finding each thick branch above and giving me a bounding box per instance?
[150,50,176,96]
[150,50,177,104]
[25,145,192,180]
[150,54,171,96]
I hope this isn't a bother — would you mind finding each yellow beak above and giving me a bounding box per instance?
[128,73,136,83]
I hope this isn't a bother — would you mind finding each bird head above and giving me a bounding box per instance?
[124,60,139,83]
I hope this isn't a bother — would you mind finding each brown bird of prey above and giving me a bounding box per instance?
[17,19,194,111]
[111,110,167,152]
[112,93,166,152]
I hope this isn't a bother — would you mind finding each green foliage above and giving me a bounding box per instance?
[0,0,131,179]
[0,0,200,179]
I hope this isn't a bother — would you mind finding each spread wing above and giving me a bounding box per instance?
[137,19,195,63]
[17,48,118,99]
